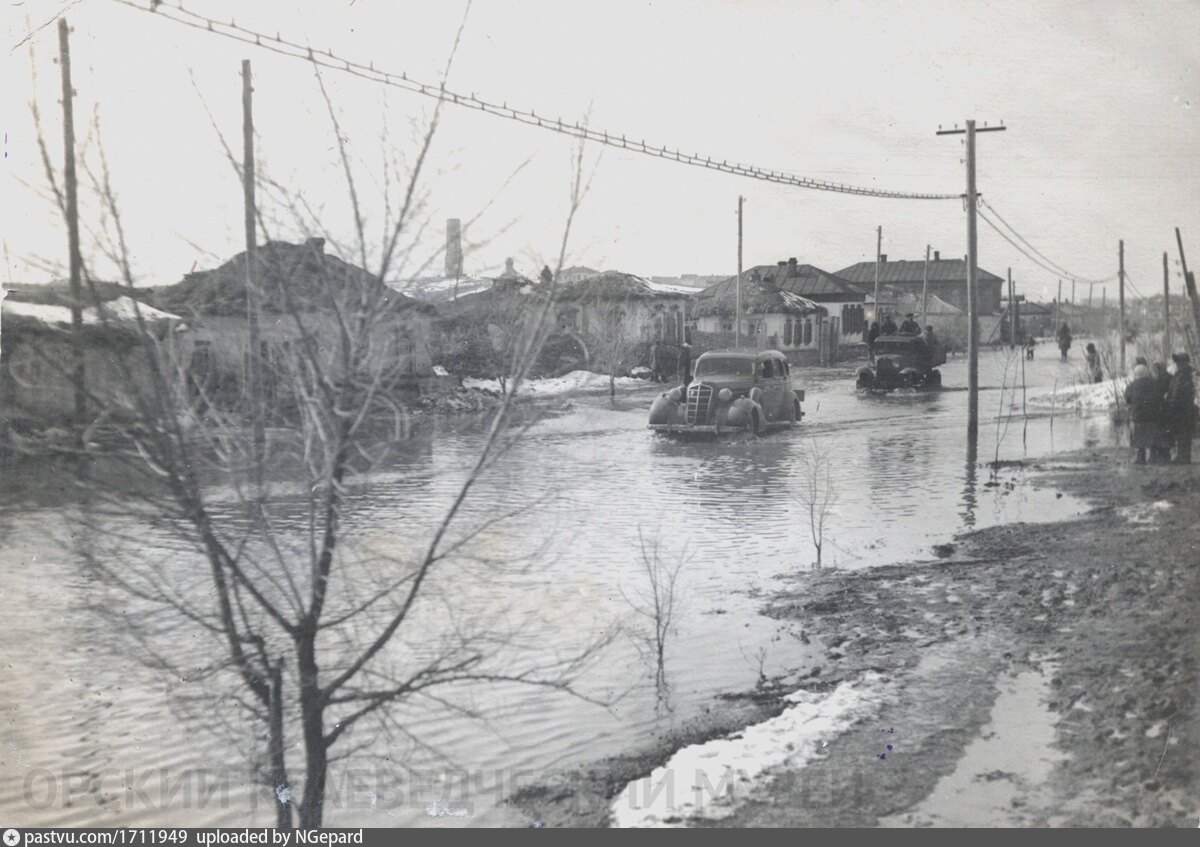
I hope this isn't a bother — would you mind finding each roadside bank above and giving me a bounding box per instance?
[512,446,1200,827]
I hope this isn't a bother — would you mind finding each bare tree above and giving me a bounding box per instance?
[27,28,612,828]
[588,297,640,400]
[791,438,837,569]
[620,529,688,696]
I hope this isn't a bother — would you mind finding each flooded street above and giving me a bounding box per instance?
[0,347,1120,826]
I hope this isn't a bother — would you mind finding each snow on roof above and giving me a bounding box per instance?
[3,296,180,327]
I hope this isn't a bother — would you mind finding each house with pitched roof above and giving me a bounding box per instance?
[835,251,1004,317]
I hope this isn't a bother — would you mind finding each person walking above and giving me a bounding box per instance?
[1056,322,1073,361]
[1084,343,1103,383]
[1124,364,1162,465]
[1025,334,1036,360]
[678,342,693,390]
[1166,352,1196,464]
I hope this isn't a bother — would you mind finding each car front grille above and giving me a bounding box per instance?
[686,383,712,425]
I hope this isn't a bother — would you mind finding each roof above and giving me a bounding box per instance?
[557,271,692,302]
[2,295,181,336]
[868,285,962,314]
[835,257,1004,286]
[691,276,825,318]
[151,239,434,317]
[703,263,866,301]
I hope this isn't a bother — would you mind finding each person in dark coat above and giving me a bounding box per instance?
[1167,352,1196,464]
[899,313,921,334]
[1056,322,1072,361]
[678,342,692,390]
[1152,361,1173,462]
[1124,364,1162,465]
[867,321,880,363]
[880,314,898,336]
[650,341,664,383]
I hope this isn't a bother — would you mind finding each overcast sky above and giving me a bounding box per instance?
[4,0,1198,301]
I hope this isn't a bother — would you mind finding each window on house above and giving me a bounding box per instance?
[803,319,813,345]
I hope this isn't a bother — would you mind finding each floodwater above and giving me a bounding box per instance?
[0,345,1122,827]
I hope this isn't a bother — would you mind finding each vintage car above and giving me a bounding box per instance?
[856,332,946,391]
[648,349,804,436]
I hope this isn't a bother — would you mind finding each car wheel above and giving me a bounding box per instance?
[787,399,799,426]
[856,368,875,390]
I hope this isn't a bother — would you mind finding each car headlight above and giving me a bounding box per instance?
[668,388,682,402]
[718,388,733,402]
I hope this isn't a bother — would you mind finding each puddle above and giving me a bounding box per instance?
[884,663,1066,827]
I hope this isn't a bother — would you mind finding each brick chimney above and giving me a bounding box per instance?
[879,254,887,263]
[787,257,798,273]
[445,218,463,278]
[934,250,940,261]
[504,257,515,275]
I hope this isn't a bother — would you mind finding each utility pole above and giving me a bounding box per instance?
[1007,268,1015,347]
[736,195,743,347]
[1175,228,1200,340]
[1163,251,1172,359]
[59,18,86,422]
[1071,279,1076,305]
[938,119,1005,437]
[1118,240,1126,372]
[873,226,883,326]
[243,59,265,475]
[1054,279,1061,330]
[920,244,930,325]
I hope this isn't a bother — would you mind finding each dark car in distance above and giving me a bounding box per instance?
[648,349,804,436]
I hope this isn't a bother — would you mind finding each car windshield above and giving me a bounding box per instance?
[694,356,754,377]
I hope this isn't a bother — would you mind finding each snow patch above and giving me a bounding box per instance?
[610,674,894,827]
[1025,379,1126,413]
[1119,500,1173,526]
[463,370,648,397]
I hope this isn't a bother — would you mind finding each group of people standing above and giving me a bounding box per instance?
[1125,352,1196,465]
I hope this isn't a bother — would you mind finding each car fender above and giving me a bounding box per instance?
[648,393,684,426]
[726,396,758,427]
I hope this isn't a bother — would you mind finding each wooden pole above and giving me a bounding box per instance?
[243,59,265,472]
[920,244,930,326]
[58,18,86,422]
[1175,228,1200,341]
[1007,267,1015,347]
[1164,251,1172,359]
[965,121,979,436]
[1054,279,1061,330]
[1118,239,1126,372]
[736,195,743,347]
[874,225,882,325]
[1071,279,1076,305]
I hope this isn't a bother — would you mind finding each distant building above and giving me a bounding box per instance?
[835,252,1004,316]
[704,259,868,344]
[151,238,435,401]
[690,274,828,354]
[1,288,181,422]
[558,266,601,285]
[554,272,693,347]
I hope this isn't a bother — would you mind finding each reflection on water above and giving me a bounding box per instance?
[0,347,1117,826]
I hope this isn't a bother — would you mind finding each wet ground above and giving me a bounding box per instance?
[0,345,1128,826]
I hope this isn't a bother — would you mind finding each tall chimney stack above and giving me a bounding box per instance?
[445,218,463,278]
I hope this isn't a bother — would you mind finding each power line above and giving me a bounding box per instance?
[978,198,1115,285]
[977,203,1118,288]
[109,0,960,202]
